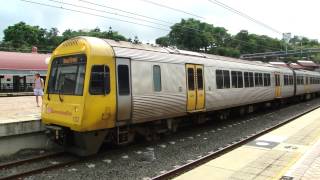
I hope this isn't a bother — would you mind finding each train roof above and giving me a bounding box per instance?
[0,51,50,71]
[103,39,292,72]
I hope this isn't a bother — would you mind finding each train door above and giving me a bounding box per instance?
[292,70,297,96]
[275,73,281,98]
[304,76,310,93]
[116,58,132,122]
[186,64,205,112]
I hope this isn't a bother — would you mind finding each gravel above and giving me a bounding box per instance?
[4,98,320,180]
[0,152,76,179]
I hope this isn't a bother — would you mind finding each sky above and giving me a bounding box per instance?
[0,0,319,44]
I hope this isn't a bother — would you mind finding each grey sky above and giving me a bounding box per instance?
[0,0,319,44]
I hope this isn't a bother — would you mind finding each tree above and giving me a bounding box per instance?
[209,47,240,58]
[133,36,141,44]
[168,18,213,51]
[156,18,231,52]
[155,36,170,47]
[3,22,46,48]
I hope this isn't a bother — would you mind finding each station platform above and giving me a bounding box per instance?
[0,96,49,156]
[0,96,40,125]
[0,92,34,97]
[175,108,320,180]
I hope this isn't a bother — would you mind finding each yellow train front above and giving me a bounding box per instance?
[42,37,118,156]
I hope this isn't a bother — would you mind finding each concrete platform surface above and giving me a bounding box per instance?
[0,96,41,124]
[175,108,320,180]
[0,96,50,156]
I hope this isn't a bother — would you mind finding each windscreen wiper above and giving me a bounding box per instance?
[58,84,64,102]
[47,89,51,101]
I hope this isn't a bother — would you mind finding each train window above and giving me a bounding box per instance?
[254,73,258,86]
[296,76,299,85]
[275,74,280,86]
[197,68,203,90]
[255,73,263,87]
[231,71,237,88]
[284,75,288,86]
[232,71,243,88]
[237,71,243,88]
[216,70,230,89]
[223,70,230,88]
[118,65,130,95]
[216,70,223,89]
[188,68,195,90]
[48,54,86,95]
[90,65,110,95]
[249,72,254,87]
[75,65,85,95]
[258,73,263,86]
[289,75,293,85]
[244,72,249,88]
[264,73,270,86]
[153,65,162,92]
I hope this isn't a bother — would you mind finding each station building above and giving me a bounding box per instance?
[0,50,50,92]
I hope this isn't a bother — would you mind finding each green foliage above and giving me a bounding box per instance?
[3,22,46,49]
[209,47,240,58]
[156,18,320,60]
[61,26,127,42]
[166,18,227,51]
[155,36,170,47]
[230,30,283,54]
[1,22,128,53]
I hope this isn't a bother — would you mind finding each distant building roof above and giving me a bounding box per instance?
[269,61,289,67]
[289,63,304,69]
[297,60,319,67]
[0,51,50,71]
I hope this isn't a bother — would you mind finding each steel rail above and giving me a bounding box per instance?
[0,158,79,180]
[0,151,79,180]
[0,151,65,170]
[151,104,320,180]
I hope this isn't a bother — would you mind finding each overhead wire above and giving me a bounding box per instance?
[20,0,281,51]
[207,0,282,35]
[48,0,169,27]
[136,0,205,19]
[49,0,168,27]
[79,0,174,25]
[21,0,170,31]
[79,0,281,51]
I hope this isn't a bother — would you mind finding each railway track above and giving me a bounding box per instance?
[0,100,319,179]
[0,151,79,180]
[151,104,320,180]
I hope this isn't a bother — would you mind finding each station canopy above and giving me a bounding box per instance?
[0,51,50,76]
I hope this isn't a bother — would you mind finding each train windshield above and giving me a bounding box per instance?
[47,54,86,95]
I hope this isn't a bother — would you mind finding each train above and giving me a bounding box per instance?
[41,36,320,156]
